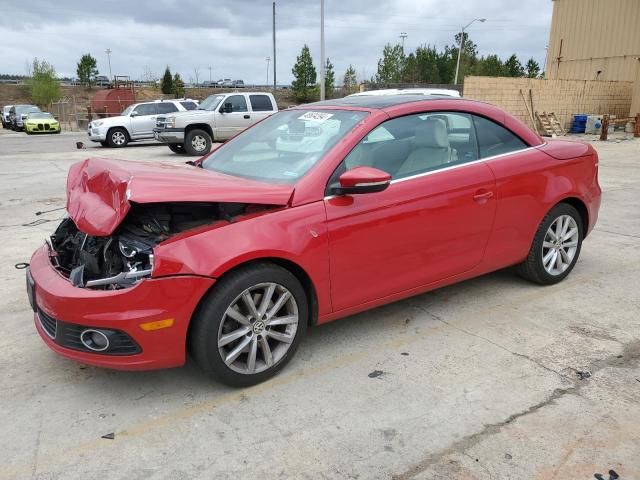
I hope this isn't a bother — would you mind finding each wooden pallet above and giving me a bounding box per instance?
[535,111,565,136]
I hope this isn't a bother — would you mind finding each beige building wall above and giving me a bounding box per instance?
[463,76,633,131]
[545,0,640,81]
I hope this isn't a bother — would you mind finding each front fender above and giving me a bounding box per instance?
[152,202,332,315]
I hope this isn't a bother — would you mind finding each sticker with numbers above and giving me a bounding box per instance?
[298,111,334,123]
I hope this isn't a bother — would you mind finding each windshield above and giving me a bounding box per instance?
[27,112,54,119]
[17,105,40,114]
[198,95,226,111]
[121,105,134,116]
[202,109,368,183]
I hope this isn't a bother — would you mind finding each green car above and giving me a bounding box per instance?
[24,112,61,134]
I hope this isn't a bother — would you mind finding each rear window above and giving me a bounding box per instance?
[157,103,179,114]
[250,95,274,112]
[472,115,527,158]
[180,101,198,110]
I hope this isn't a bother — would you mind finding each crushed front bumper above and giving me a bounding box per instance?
[28,244,215,370]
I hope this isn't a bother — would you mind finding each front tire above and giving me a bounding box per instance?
[184,129,212,156]
[190,263,308,387]
[168,143,186,154]
[517,203,583,285]
[107,127,129,148]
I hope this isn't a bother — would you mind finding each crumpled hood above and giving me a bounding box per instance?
[66,157,294,236]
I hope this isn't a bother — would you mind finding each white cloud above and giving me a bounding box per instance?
[0,0,552,83]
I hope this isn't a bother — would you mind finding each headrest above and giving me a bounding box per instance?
[414,118,449,148]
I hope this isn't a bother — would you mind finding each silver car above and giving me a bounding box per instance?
[87,99,198,147]
[2,105,12,128]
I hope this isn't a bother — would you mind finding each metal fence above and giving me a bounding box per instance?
[49,97,87,132]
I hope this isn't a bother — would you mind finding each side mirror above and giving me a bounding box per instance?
[331,166,391,195]
[130,112,138,117]
[221,102,233,114]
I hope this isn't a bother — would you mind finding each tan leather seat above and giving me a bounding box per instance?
[396,118,456,177]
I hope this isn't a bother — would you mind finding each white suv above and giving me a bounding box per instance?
[88,99,199,147]
[154,92,278,155]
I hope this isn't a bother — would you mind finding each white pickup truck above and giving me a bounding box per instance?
[154,92,278,155]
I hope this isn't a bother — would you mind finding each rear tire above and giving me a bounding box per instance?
[517,203,583,285]
[107,127,129,148]
[168,143,186,154]
[184,129,212,156]
[190,263,308,387]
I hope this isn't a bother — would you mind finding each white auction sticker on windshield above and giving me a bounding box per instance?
[298,111,334,122]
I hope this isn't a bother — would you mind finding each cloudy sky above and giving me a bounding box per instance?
[0,0,553,84]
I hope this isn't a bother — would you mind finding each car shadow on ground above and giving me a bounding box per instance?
[43,267,523,399]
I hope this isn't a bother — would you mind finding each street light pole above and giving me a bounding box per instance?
[400,32,407,51]
[320,0,325,101]
[208,66,212,83]
[454,18,486,85]
[266,57,271,85]
[273,1,277,92]
[105,48,112,81]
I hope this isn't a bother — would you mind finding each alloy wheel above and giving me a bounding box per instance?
[541,215,579,275]
[112,131,126,145]
[217,282,299,375]
[191,135,207,152]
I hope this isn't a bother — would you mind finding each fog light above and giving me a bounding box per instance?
[80,329,110,352]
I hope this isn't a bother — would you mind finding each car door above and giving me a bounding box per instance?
[130,103,159,138]
[325,112,497,311]
[215,94,252,139]
[248,94,276,123]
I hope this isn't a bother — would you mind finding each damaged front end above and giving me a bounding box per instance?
[49,202,252,289]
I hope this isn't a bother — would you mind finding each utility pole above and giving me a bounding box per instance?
[400,32,407,51]
[208,66,212,83]
[273,1,277,91]
[105,48,112,80]
[320,0,325,100]
[454,18,486,85]
[266,57,271,85]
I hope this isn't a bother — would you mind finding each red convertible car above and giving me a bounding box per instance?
[26,95,601,386]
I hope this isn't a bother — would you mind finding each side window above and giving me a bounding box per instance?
[157,103,179,114]
[180,101,197,110]
[249,95,274,112]
[472,115,527,158]
[224,95,248,112]
[341,112,477,180]
[133,103,157,116]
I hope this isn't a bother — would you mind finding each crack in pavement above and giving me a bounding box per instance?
[391,322,640,480]
[404,301,573,382]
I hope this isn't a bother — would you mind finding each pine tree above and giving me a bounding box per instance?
[160,66,174,94]
[375,44,405,86]
[342,64,358,94]
[76,54,99,86]
[324,58,335,98]
[504,54,525,77]
[525,58,541,78]
[172,72,185,97]
[291,45,317,101]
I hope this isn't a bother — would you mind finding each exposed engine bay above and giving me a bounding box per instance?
[49,202,263,289]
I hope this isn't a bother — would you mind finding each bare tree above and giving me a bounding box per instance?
[193,66,200,86]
